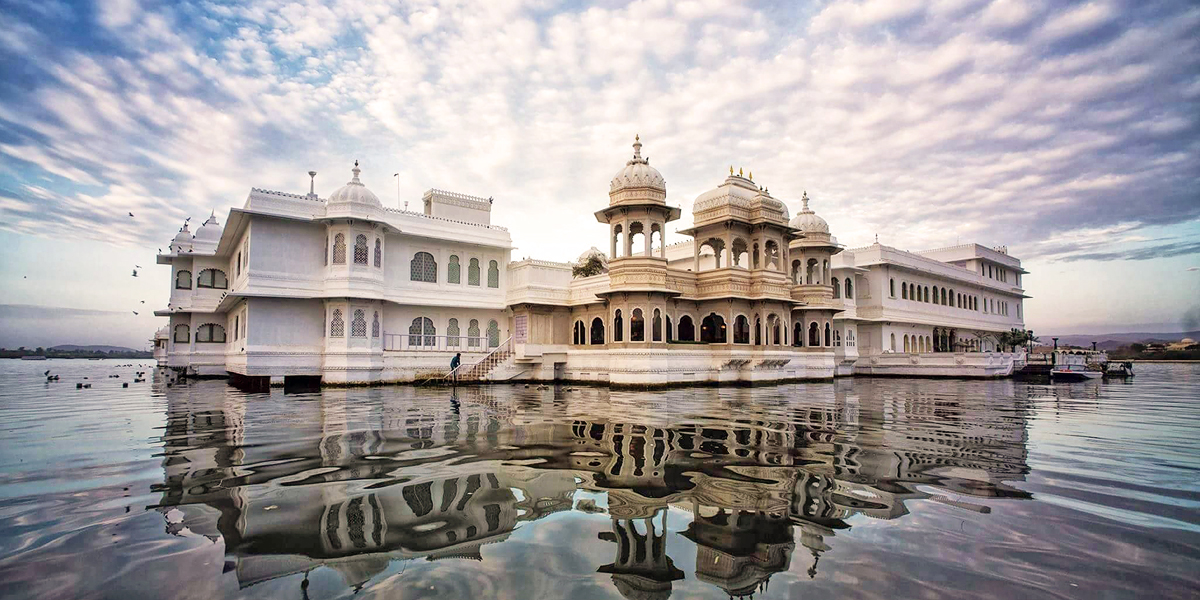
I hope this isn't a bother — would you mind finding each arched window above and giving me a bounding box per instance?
[468,258,480,286]
[613,310,624,342]
[941,288,947,305]
[353,234,368,265]
[487,320,500,348]
[631,308,645,342]
[652,309,662,342]
[809,322,820,347]
[794,322,804,346]
[832,277,841,298]
[488,260,499,288]
[733,315,750,344]
[195,323,226,343]
[197,269,227,289]
[468,319,480,347]
[678,315,695,342]
[411,252,437,282]
[236,252,242,277]
[330,309,344,337]
[333,234,346,264]
[891,333,896,352]
[666,315,673,342]
[175,270,192,289]
[771,316,781,345]
[448,255,461,284]
[447,318,460,346]
[590,317,605,344]
[409,317,435,347]
[173,324,189,343]
[825,322,831,346]
[374,238,382,268]
[904,334,910,353]
[324,236,328,266]
[754,316,762,345]
[932,286,939,304]
[372,312,380,338]
[845,278,853,299]
[701,313,726,343]
[351,309,367,337]
[924,286,930,303]
[573,320,585,345]
[890,278,895,297]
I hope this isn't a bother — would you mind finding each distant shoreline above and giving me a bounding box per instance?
[1128,359,1200,363]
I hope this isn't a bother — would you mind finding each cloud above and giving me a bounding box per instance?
[1048,240,1200,263]
[0,304,127,318]
[0,0,1195,272]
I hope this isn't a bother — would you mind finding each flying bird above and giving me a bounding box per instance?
[128,212,134,217]
[135,265,142,269]
[132,311,138,315]
[140,300,145,303]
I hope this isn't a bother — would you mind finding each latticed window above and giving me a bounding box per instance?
[354,235,368,265]
[195,323,226,343]
[373,238,381,268]
[448,255,460,284]
[371,312,380,338]
[333,234,346,264]
[487,320,500,348]
[330,309,344,337]
[468,319,480,347]
[351,309,367,337]
[487,260,499,288]
[411,252,437,282]
[173,324,189,343]
[468,258,480,286]
[197,269,227,289]
[409,317,435,347]
[447,318,460,346]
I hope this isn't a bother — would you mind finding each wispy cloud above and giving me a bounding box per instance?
[0,0,1196,268]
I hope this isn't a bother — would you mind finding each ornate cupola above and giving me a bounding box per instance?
[595,136,681,262]
[324,161,384,221]
[608,135,667,207]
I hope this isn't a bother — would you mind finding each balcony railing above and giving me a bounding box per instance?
[383,333,498,352]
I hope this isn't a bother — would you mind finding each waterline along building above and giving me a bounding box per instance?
[156,139,1027,387]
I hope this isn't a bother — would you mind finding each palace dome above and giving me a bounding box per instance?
[691,170,788,226]
[170,223,192,252]
[610,136,665,194]
[193,213,221,243]
[788,191,829,234]
[327,161,382,208]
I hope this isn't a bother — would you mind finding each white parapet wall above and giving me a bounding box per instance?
[853,352,1020,377]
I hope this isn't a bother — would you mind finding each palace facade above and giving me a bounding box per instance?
[157,138,1027,386]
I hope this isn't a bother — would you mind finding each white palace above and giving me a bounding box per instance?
[156,138,1028,387]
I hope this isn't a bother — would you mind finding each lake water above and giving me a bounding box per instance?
[0,359,1197,599]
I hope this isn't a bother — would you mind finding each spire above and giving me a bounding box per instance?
[748,170,753,181]
[738,167,743,177]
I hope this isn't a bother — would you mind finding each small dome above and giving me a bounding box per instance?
[193,212,221,243]
[170,223,192,252]
[1181,338,1196,344]
[577,246,608,264]
[610,136,665,194]
[789,192,829,234]
[327,161,381,207]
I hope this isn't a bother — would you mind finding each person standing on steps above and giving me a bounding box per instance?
[450,352,461,386]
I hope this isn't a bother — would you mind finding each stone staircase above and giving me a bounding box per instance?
[449,336,515,383]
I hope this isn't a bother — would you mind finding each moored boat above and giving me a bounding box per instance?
[1051,365,1102,381]
[1104,361,1135,378]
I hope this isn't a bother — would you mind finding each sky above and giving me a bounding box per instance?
[0,0,1197,349]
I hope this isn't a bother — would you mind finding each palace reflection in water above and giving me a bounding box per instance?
[152,381,1031,598]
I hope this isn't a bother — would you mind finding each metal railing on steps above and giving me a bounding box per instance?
[421,336,514,386]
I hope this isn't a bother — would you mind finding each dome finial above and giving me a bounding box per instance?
[802,190,809,211]
[738,167,743,177]
[632,135,642,159]
[351,160,361,183]
[730,165,734,176]
[748,170,753,181]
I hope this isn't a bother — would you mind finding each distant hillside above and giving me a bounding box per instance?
[1045,331,1200,349]
[50,344,140,353]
